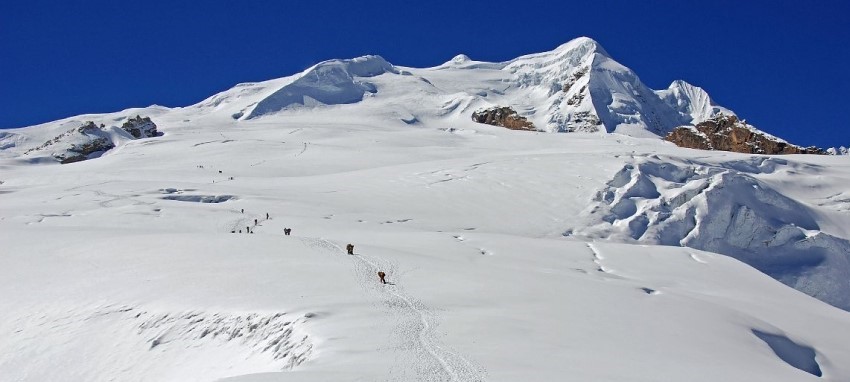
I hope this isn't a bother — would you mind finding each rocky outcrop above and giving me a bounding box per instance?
[665,115,823,155]
[26,116,159,164]
[54,122,116,164]
[58,138,115,163]
[471,106,536,131]
[121,115,159,138]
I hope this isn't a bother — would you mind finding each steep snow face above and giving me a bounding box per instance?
[459,37,729,136]
[574,155,850,310]
[584,53,686,136]
[244,56,398,119]
[657,80,734,125]
[501,37,607,133]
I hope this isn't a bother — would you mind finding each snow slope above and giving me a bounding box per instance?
[2,37,850,381]
[3,117,850,381]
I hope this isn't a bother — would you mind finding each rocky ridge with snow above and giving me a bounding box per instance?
[665,115,823,155]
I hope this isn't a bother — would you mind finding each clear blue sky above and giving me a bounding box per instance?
[2,0,848,147]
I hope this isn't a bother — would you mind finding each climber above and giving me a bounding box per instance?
[377,271,387,284]
[346,244,354,255]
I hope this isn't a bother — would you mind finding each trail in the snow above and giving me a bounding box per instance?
[303,237,486,382]
[296,142,308,157]
[586,242,661,295]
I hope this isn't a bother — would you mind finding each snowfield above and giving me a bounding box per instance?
[2,37,850,381]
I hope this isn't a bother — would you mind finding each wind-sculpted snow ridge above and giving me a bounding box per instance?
[245,55,399,119]
[2,304,313,381]
[574,155,850,311]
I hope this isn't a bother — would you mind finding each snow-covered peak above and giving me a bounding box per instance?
[504,37,603,80]
[657,79,734,125]
[493,37,684,135]
[448,54,471,65]
[550,36,610,57]
[826,146,849,155]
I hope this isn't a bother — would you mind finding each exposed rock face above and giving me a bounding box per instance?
[471,106,536,131]
[121,115,159,138]
[666,115,823,155]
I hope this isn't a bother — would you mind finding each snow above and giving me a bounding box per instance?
[573,155,850,310]
[657,80,734,125]
[245,56,398,119]
[826,146,848,155]
[3,37,850,381]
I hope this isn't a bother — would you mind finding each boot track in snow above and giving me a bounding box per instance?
[303,237,486,381]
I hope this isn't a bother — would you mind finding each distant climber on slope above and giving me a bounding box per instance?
[377,271,387,284]
[346,244,354,255]
[284,228,291,236]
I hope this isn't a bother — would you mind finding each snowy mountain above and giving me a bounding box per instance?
[0,37,755,158]
[2,37,850,381]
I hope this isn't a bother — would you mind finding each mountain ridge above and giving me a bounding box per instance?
[2,37,843,158]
